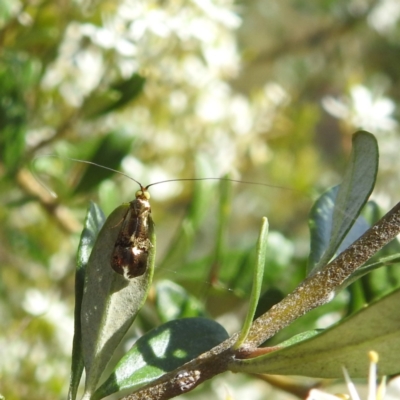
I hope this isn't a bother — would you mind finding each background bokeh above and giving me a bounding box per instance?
[1,1,400,399]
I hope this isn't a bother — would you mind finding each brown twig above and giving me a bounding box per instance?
[16,167,81,233]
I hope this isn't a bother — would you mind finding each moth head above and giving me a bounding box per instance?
[135,189,151,200]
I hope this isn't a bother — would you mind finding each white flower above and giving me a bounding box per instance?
[306,351,387,400]
[322,85,397,133]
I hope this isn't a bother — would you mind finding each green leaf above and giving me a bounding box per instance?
[229,288,400,378]
[274,330,322,348]
[0,52,35,172]
[155,280,206,323]
[362,200,382,226]
[159,155,217,272]
[225,232,295,299]
[68,202,105,400]
[308,186,370,272]
[80,204,156,397]
[234,217,268,349]
[92,318,229,399]
[81,73,145,118]
[201,175,234,287]
[254,287,285,320]
[308,131,378,273]
[338,254,400,293]
[74,133,134,194]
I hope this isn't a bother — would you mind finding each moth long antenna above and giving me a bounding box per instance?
[33,155,295,193]
[31,156,362,229]
[146,177,294,192]
[63,156,143,188]
[30,155,59,198]
[31,154,144,190]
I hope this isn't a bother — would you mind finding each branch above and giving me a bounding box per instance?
[123,201,400,400]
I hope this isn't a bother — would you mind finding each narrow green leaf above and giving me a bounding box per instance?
[229,288,400,378]
[309,131,378,273]
[68,202,105,400]
[234,217,269,349]
[159,155,216,271]
[92,318,229,399]
[198,176,234,291]
[155,280,206,323]
[210,176,233,277]
[238,202,400,350]
[274,330,321,348]
[185,155,217,228]
[338,253,400,291]
[80,204,156,397]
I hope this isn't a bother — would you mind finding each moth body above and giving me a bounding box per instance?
[110,188,153,279]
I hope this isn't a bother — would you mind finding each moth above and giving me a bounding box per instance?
[37,156,293,280]
[110,184,153,279]
[109,175,282,280]
[60,159,232,281]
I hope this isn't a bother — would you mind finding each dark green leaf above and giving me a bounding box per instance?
[254,287,285,319]
[308,131,378,273]
[308,186,370,271]
[93,318,229,399]
[74,133,134,194]
[82,73,145,118]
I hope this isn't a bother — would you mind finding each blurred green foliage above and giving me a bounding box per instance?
[1,0,400,399]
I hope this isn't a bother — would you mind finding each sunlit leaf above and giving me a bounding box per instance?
[234,217,268,349]
[80,204,156,397]
[68,202,105,400]
[92,317,229,399]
